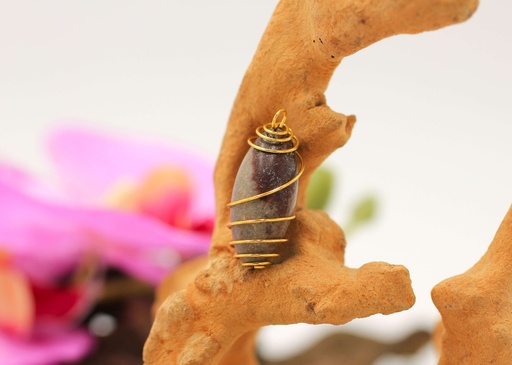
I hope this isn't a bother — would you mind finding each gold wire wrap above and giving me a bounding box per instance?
[228,109,304,269]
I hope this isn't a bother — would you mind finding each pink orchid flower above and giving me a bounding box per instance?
[0,174,96,365]
[47,127,215,235]
[0,162,212,285]
[0,260,93,364]
[0,128,215,363]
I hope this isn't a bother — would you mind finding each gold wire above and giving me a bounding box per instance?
[247,135,300,154]
[243,262,271,269]
[230,238,288,245]
[226,215,295,228]
[271,109,287,129]
[228,109,304,269]
[227,153,304,207]
[234,253,280,258]
[256,124,293,143]
[263,124,289,135]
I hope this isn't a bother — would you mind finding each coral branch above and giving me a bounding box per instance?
[144,0,477,364]
[214,0,478,216]
[145,212,414,364]
[431,205,512,364]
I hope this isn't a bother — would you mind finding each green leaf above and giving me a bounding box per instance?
[306,167,334,210]
[352,195,377,223]
[344,195,378,236]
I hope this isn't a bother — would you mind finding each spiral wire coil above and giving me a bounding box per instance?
[227,109,304,269]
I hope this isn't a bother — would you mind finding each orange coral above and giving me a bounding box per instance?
[143,0,478,364]
[432,205,512,364]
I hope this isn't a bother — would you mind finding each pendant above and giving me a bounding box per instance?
[228,109,304,269]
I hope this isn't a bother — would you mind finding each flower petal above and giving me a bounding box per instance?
[68,208,211,284]
[47,126,215,227]
[0,180,210,285]
[0,267,34,337]
[0,329,93,365]
[0,163,70,204]
[0,182,85,284]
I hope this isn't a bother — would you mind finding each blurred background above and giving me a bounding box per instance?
[1,1,511,364]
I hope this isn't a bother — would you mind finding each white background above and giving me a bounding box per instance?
[1,1,511,364]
